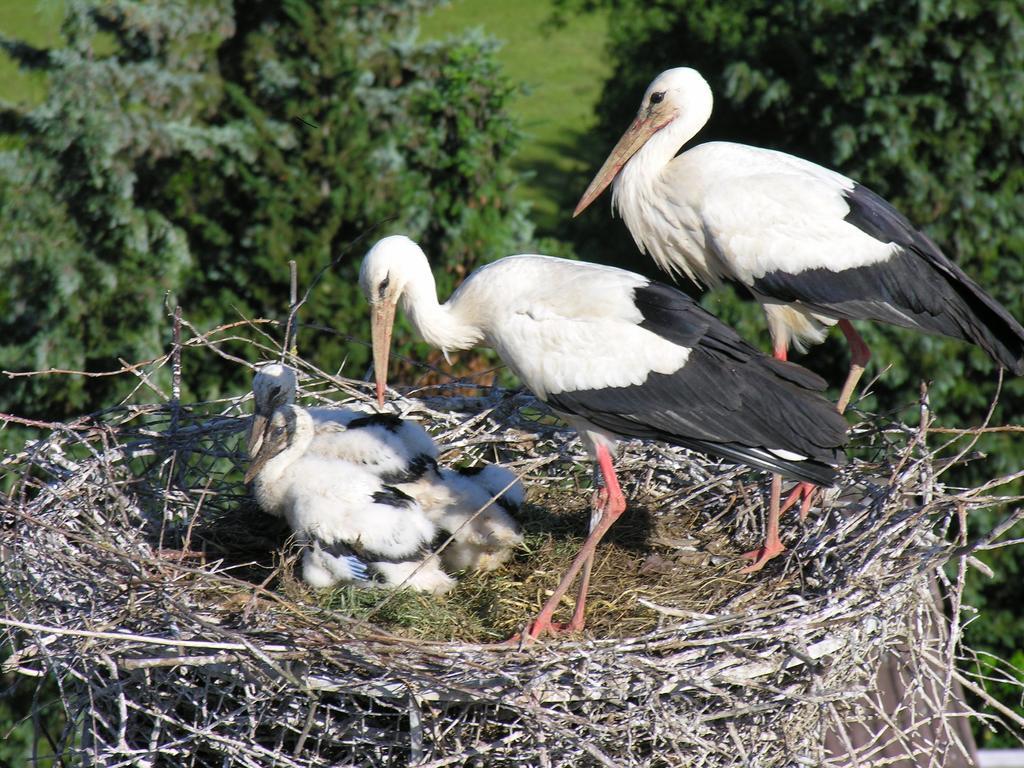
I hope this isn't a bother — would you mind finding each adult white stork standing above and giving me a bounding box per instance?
[245,404,455,594]
[574,67,1024,415]
[359,235,847,639]
[249,364,524,573]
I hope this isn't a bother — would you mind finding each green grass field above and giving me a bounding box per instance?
[417,0,611,234]
[0,0,607,233]
[0,0,63,106]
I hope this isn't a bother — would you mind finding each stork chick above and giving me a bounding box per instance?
[249,363,438,482]
[400,462,526,574]
[245,404,454,595]
[249,364,525,573]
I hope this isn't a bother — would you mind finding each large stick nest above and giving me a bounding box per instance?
[2,332,1023,767]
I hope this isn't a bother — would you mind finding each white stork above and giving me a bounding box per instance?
[249,363,438,482]
[359,235,847,639]
[574,67,1024,415]
[249,364,524,574]
[407,464,525,574]
[245,404,455,594]
[454,464,527,514]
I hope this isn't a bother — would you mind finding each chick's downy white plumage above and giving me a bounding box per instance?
[399,462,526,574]
[245,404,454,594]
[249,363,438,481]
[248,363,525,576]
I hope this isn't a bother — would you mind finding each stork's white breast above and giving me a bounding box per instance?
[460,256,691,398]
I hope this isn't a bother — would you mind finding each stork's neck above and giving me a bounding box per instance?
[611,93,714,284]
[400,262,485,355]
[612,95,713,215]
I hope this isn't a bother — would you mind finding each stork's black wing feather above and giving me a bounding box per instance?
[635,281,833,390]
[378,455,439,485]
[314,539,377,582]
[752,183,1024,373]
[347,412,406,432]
[547,282,848,486]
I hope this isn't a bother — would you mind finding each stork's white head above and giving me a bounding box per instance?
[252,364,298,414]
[359,235,431,407]
[361,235,482,407]
[574,67,713,217]
[359,235,424,310]
[639,67,713,118]
[248,363,299,456]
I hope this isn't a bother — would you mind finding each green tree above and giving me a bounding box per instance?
[558,0,1024,744]
[0,0,534,416]
[161,0,533,400]
[0,1,230,419]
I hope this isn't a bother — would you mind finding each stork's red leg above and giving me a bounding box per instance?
[524,444,624,641]
[740,474,785,573]
[561,489,605,633]
[787,321,866,524]
[738,342,794,568]
[781,481,817,521]
[770,321,868,536]
[565,460,614,632]
[770,326,858,530]
[563,515,598,634]
[773,339,788,361]
[837,319,871,413]
[740,326,852,572]
[776,321,868,532]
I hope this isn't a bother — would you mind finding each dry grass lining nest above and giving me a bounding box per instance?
[3,347,1024,767]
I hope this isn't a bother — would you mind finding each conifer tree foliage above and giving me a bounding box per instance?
[0,0,533,417]
[165,0,532,399]
[0,1,232,418]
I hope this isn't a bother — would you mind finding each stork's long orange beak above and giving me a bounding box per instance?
[370,299,398,407]
[573,115,660,218]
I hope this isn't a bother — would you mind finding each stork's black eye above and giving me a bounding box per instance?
[650,91,665,105]
[378,274,391,299]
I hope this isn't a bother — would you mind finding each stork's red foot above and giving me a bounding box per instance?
[739,539,786,573]
[524,614,584,641]
[503,610,584,647]
[739,473,786,574]
[781,481,818,521]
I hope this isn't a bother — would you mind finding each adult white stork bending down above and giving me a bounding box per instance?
[249,364,524,573]
[574,67,1024,416]
[359,235,847,639]
[245,404,455,594]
